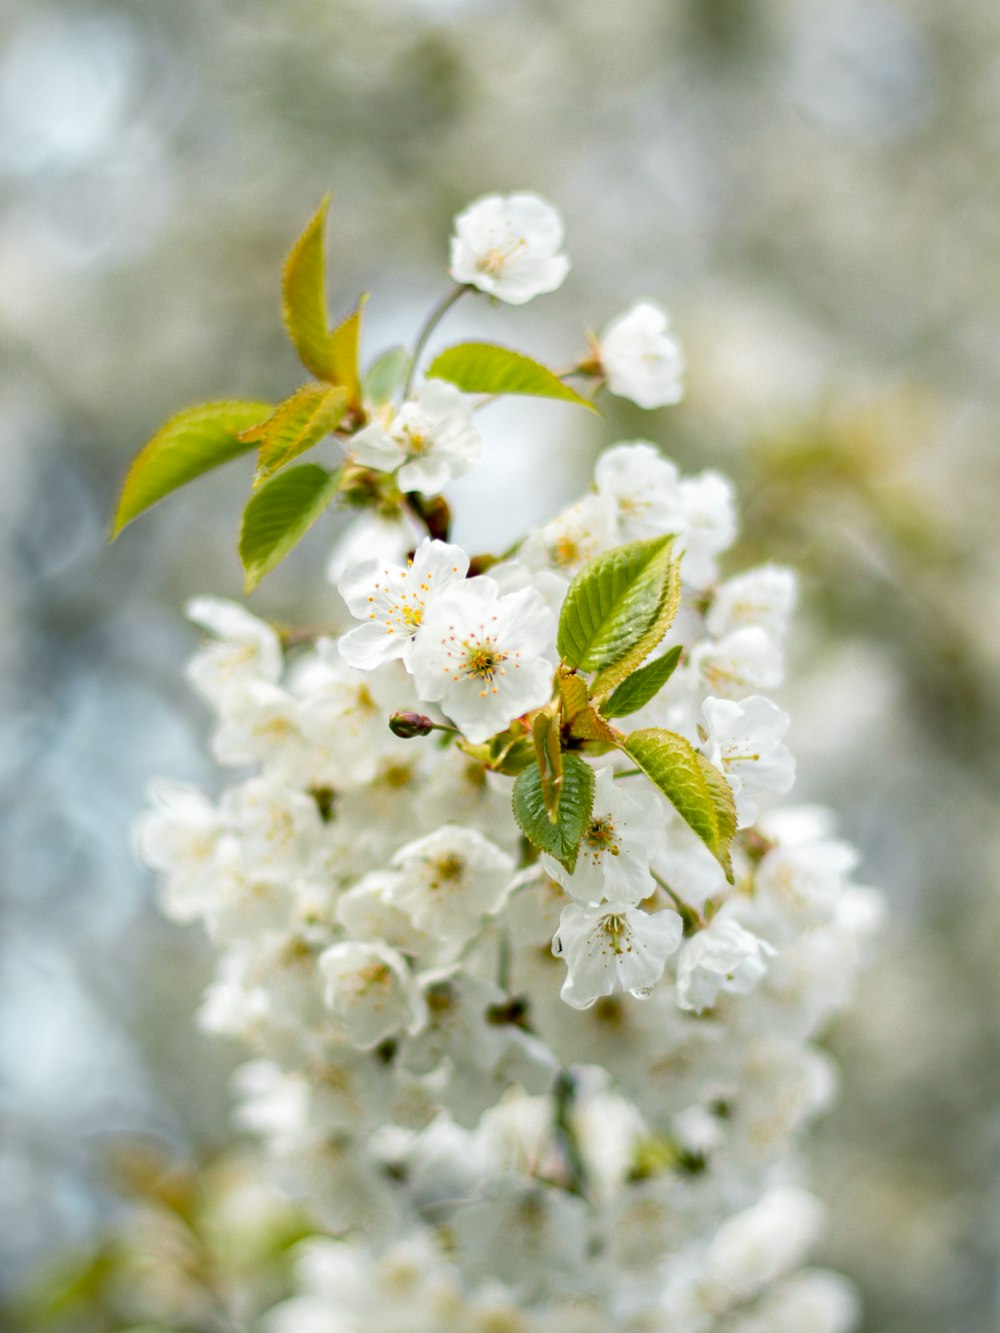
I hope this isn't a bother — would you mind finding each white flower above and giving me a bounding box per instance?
[350,380,482,495]
[707,563,798,641]
[599,302,685,409]
[692,626,785,699]
[552,900,682,1009]
[730,1269,860,1333]
[449,192,570,304]
[338,538,470,670]
[185,596,283,705]
[702,695,796,826]
[318,940,426,1050]
[519,492,618,578]
[133,780,227,922]
[389,824,515,941]
[678,470,737,588]
[675,913,775,1012]
[407,576,556,743]
[543,768,663,905]
[593,441,685,542]
[703,1187,825,1309]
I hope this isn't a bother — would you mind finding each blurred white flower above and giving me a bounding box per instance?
[449,192,569,303]
[599,301,685,408]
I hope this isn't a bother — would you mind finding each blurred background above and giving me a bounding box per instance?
[1,0,999,1329]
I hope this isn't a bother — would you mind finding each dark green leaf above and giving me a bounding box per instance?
[599,645,683,718]
[512,752,596,873]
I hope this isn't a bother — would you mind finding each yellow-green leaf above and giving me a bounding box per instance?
[248,384,349,485]
[239,463,339,591]
[557,536,674,673]
[282,195,334,381]
[330,298,367,404]
[591,551,681,699]
[512,752,596,873]
[427,342,597,411]
[110,400,273,537]
[623,728,735,882]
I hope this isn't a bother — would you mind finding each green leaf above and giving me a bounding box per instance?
[111,400,273,537]
[247,384,349,485]
[427,342,597,411]
[557,536,674,673]
[363,345,411,406]
[330,297,367,403]
[591,550,681,698]
[239,464,339,591]
[512,752,596,873]
[282,195,334,381]
[599,645,683,718]
[623,728,735,882]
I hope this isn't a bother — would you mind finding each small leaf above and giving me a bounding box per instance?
[282,195,334,381]
[512,752,596,873]
[591,553,682,698]
[532,711,564,820]
[558,671,620,743]
[599,645,683,718]
[557,536,673,673]
[363,346,411,406]
[330,297,367,404]
[427,342,597,411]
[249,384,349,485]
[111,400,273,537]
[239,463,339,591]
[624,728,735,881]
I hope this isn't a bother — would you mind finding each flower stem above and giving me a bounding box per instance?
[404,285,469,398]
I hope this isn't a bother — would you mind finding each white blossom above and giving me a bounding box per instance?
[598,301,685,408]
[692,626,785,699]
[407,576,556,743]
[338,538,470,670]
[701,694,796,825]
[677,470,738,588]
[543,768,663,905]
[350,380,482,495]
[675,913,775,1012]
[449,192,569,304]
[389,824,515,941]
[318,940,426,1050]
[593,441,685,542]
[552,900,683,1009]
[185,596,283,704]
[702,1187,825,1309]
[707,563,798,641]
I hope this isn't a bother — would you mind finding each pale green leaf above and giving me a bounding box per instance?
[624,728,735,881]
[363,346,411,406]
[599,645,683,718]
[239,463,339,591]
[427,342,596,411]
[111,400,273,537]
[512,752,596,873]
[282,195,334,381]
[249,384,348,485]
[557,536,673,672]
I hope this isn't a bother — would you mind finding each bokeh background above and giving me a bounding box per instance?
[2,1,999,1329]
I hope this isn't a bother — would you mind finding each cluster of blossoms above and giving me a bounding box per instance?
[131,194,880,1331]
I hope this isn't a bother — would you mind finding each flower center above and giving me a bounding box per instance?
[600,912,632,955]
[462,637,507,682]
[429,853,466,889]
[584,815,621,860]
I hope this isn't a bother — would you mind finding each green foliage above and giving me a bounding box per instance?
[282,194,335,381]
[244,384,349,485]
[330,299,367,404]
[599,645,683,718]
[512,751,596,873]
[427,342,596,410]
[557,536,674,673]
[111,401,273,537]
[590,547,681,697]
[239,464,340,591]
[363,346,411,406]
[558,671,620,743]
[623,728,735,881]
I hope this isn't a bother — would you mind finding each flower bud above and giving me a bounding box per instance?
[389,711,436,739]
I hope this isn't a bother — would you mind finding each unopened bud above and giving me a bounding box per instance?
[389,711,435,739]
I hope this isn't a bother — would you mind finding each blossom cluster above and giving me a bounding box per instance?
[132,194,880,1331]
